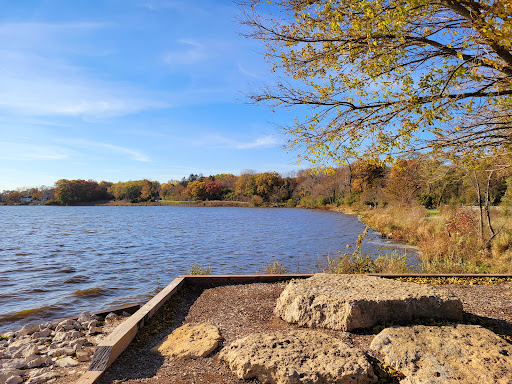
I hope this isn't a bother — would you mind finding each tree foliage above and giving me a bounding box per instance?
[241,0,512,163]
[54,179,109,205]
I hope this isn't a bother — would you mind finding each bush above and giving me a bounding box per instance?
[250,195,264,207]
[263,260,288,274]
[188,264,213,275]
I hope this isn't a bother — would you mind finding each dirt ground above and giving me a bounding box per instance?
[54,278,512,384]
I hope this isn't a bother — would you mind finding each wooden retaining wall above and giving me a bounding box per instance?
[76,273,512,384]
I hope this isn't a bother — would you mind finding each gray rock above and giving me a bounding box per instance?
[68,331,82,339]
[1,358,27,370]
[275,274,463,331]
[31,329,51,339]
[220,330,377,384]
[78,312,96,323]
[22,345,39,358]
[88,326,102,335]
[51,332,69,343]
[26,356,47,369]
[0,371,24,384]
[76,350,91,362]
[69,338,87,351]
[4,375,22,384]
[25,372,56,384]
[54,356,78,368]
[370,324,512,384]
[82,320,98,330]
[17,324,40,337]
[104,312,118,322]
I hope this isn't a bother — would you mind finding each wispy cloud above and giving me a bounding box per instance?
[0,142,69,161]
[0,51,169,118]
[139,0,187,11]
[237,61,261,79]
[163,39,211,67]
[235,135,280,149]
[57,139,151,162]
[191,134,280,149]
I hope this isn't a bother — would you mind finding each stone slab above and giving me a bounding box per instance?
[370,324,512,384]
[274,274,463,331]
[219,330,377,384]
[150,323,221,359]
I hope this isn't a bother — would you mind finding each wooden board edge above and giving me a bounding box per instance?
[75,370,103,384]
[76,276,186,384]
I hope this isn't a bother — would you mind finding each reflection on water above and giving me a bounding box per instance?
[0,206,419,332]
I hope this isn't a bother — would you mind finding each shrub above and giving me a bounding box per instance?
[263,261,288,274]
[188,264,213,275]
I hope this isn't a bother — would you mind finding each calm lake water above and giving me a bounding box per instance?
[0,206,419,332]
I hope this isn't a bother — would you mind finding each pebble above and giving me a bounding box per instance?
[0,311,113,383]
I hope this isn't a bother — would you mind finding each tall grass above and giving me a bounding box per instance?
[326,227,410,274]
[361,205,512,273]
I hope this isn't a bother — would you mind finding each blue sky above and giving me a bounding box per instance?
[0,0,300,191]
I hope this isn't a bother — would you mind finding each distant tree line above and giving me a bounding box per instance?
[2,155,512,209]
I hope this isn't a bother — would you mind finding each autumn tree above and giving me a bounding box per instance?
[54,179,109,205]
[254,172,283,201]
[384,159,424,207]
[235,173,257,198]
[241,0,512,164]
[205,181,224,200]
[2,190,22,204]
[186,180,207,200]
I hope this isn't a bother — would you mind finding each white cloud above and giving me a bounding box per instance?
[163,39,211,67]
[191,134,280,149]
[139,1,187,11]
[57,139,150,162]
[0,142,69,161]
[235,135,280,149]
[0,51,169,118]
[237,61,262,79]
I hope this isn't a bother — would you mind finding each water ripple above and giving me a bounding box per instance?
[0,206,419,332]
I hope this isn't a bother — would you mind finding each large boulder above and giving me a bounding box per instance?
[150,323,222,359]
[274,274,462,331]
[219,330,377,384]
[370,324,512,384]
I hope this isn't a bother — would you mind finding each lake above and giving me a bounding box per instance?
[0,206,418,332]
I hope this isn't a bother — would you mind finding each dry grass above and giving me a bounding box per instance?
[361,205,512,273]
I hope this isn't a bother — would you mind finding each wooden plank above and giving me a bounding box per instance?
[75,371,103,384]
[76,276,186,384]
[181,273,313,285]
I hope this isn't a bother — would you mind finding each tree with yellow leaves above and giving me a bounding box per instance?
[241,0,512,164]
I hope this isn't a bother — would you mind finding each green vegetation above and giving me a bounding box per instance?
[188,264,213,275]
[263,260,288,274]
[327,227,410,274]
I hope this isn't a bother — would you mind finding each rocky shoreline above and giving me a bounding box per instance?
[0,312,129,384]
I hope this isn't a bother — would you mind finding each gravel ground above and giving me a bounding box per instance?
[59,279,512,384]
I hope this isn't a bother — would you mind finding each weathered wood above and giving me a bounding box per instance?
[181,273,313,285]
[76,276,186,384]
[75,370,103,384]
